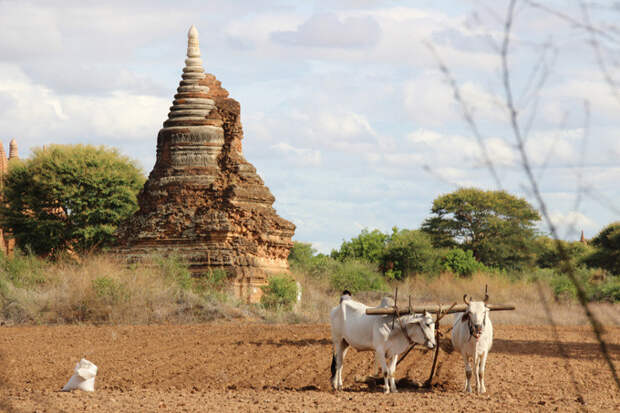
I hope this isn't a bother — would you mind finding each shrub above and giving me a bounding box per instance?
[331,228,388,263]
[582,222,620,275]
[261,275,298,310]
[288,242,316,272]
[154,255,192,290]
[92,276,129,304]
[589,277,620,303]
[329,259,387,294]
[380,229,444,279]
[550,274,577,300]
[0,249,47,288]
[442,249,485,277]
[534,236,592,270]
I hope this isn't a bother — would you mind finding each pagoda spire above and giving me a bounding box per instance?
[8,139,18,160]
[163,25,214,128]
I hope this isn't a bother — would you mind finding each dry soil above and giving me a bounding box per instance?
[1,322,619,412]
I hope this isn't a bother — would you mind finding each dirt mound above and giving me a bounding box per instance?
[1,323,618,412]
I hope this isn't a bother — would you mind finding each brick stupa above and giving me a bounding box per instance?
[116,25,295,302]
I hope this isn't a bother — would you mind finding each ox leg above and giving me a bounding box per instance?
[331,339,347,391]
[478,351,488,394]
[338,345,349,389]
[375,350,391,394]
[462,354,472,393]
[473,353,481,393]
[388,355,398,393]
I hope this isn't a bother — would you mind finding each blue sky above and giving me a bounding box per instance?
[1,0,619,252]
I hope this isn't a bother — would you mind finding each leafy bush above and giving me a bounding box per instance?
[582,222,620,275]
[550,274,578,300]
[0,249,47,288]
[329,259,387,294]
[442,249,485,277]
[154,255,192,290]
[331,228,388,263]
[380,228,444,279]
[288,242,316,272]
[534,236,592,270]
[590,278,620,302]
[261,275,298,310]
[92,276,129,304]
[288,242,341,280]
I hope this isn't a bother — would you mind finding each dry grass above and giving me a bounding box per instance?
[0,254,245,324]
[1,254,618,327]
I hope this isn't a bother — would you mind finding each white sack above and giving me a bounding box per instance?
[62,358,98,392]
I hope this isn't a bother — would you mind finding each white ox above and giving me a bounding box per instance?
[330,291,436,393]
[451,293,493,393]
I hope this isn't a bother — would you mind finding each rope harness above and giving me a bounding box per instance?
[394,307,415,346]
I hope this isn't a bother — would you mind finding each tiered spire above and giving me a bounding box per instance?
[8,139,18,160]
[163,25,215,128]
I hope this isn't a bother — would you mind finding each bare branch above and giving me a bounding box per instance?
[501,0,620,388]
[580,0,620,107]
[525,0,620,45]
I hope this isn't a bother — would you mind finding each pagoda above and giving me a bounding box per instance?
[116,26,295,302]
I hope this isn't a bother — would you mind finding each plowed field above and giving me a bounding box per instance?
[1,322,619,412]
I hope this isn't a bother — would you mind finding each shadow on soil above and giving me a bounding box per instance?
[493,338,620,360]
[246,338,332,347]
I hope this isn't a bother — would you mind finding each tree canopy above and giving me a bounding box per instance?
[421,188,541,270]
[0,145,145,255]
[583,222,620,275]
[379,228,443,279]
[330,228,388,263]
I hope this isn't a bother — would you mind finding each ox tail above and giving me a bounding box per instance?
[330,353,336,379]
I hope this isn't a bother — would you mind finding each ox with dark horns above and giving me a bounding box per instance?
[451,285,494,393]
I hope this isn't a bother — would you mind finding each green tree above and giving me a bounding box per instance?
[331,228,388,263]
[534,236,592,271]
[421,188,541,270]
[380,228,443,279]
[583,223,620,275]
[288,241,317,272]
[0,145,145,255]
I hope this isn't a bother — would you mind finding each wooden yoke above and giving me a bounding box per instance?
[366,303,515,316]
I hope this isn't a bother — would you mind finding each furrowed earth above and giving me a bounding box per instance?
[1,323,618,412]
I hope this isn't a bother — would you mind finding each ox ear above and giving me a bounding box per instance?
[461,312,469,322]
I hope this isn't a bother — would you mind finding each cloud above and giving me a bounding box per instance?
[547,210,598,239]
[0,64,168,155]
[271,142,321,166]
[271,13,381,49]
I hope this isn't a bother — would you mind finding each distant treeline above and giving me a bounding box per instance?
[290,188,619,302]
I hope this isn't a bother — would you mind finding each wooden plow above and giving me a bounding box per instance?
[364,285,515,388]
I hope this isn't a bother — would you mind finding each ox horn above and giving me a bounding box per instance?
[483,284,489,304]
[463,294,470,305]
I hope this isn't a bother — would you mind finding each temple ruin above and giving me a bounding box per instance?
[116,26,295,302]
[0,139,18,256]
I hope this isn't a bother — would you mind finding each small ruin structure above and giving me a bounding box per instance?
[0,139,18,255]
[116,26,295,302]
